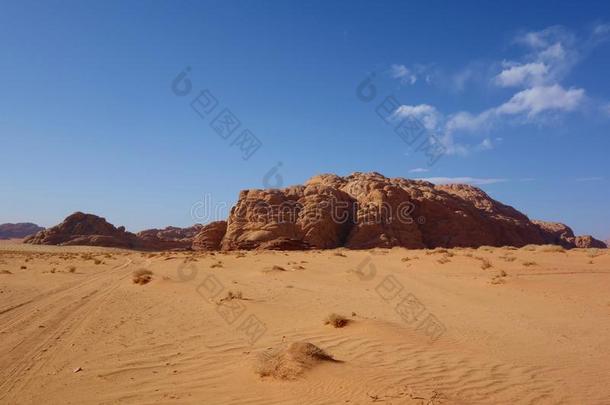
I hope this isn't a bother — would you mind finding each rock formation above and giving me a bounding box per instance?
[24,212,140,248]
[192,221,227,251]
[23,173,607,250]
[24,212,204,250]
[137,225,203,250]
[533,220,606,249]
[0,223,44,239]
[574,235,607,249]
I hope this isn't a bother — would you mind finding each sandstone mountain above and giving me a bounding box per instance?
[210,172,605,250]
[24,173,607,251]
[136,225,203,250]
[24,212,140,248]
[0,223,44,239]
[24,212,200,250]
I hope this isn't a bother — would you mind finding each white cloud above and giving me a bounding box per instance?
[417,177,508,185]
[393,104,440,130]
[494,62,548,87]
[388,24,606,156]
[445,110,494,134]
[496,84,585,117]
[390,64,417,85]
[409,168,429,173]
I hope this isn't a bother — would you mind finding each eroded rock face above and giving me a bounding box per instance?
[24,212,139,248]
[192,221,227,251]
[533,220,576,248]
[220,183,354,250]
[220,172,555,249]
[24,173,605,251]
[574,235,607,249]
[137,225,203,250]
[0,223,44,239]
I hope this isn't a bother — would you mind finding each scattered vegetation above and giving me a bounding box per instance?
[437,256,451,264]
[324,313,350,328]
[219,290,243,302]
[132,269,153,285]
[474,256,492,269]
[20,265,27,270]
[587,249,603,258]
[333,252,347,257]
[94,259,103,265]
[68,266,76,273]
[0,270,12,275]
[255,341,337,380]
[522,261,537,267]
[540,245,565,253]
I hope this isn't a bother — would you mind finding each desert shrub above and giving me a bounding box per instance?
[437,256,451,264]
[522,261,537,267]
[540,245,565,253]
[324,313,349,328]
[479,258,492,270]
[255,342,336,380]
[132,269,153,285]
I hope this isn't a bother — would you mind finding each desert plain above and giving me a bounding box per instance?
[0,239,609,404]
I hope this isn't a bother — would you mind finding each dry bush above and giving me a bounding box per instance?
[499,255,516,262]
[478,258,492,270]
[324,313,350,328]
[0,270,12,275]
[220,290,243,301]
[255,342,337,380]
[132,269,153,285]
[522,261,537,267]
[462,252,473,257]
[210,262,223,268]
[437,256,451,264]
[94,259,103,265]
[20,265,27,270]
[427,248,449,255]
[480,260,492,270]
[587,249,602,258]
[68,266,76,273]
[521,245,538,251]
[333,252,347,257]
[540,245,565,253]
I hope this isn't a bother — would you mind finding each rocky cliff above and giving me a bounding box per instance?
[0,223,44,239]
[24,173,607,251]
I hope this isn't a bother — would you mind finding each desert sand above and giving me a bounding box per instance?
[1,239,609,404]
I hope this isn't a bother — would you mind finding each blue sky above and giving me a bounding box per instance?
[1,0,609,239]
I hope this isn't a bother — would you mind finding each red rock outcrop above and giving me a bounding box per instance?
[192,221,227,251]
[24,173,606,251]
[0,223,44,239]
[137,225,203,250]
[219,172,554,250]
[574,235,607,249]
[24,212,140,248]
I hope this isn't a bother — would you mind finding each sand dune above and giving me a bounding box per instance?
[1,239,609,404]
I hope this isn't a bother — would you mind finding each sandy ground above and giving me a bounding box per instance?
[0,239,609,404]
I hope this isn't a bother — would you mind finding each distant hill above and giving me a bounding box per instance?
[0,223,45,239]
